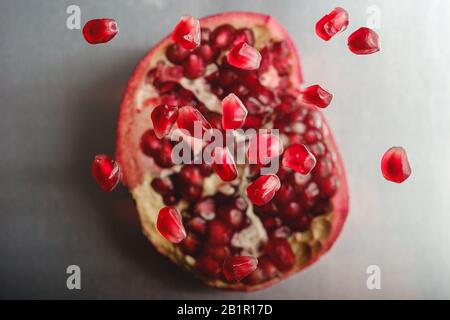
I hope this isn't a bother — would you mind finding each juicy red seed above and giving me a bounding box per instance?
[287,171,311,192]
[271,41,290,57]
[196,43,220,63]
[280,201,302,222]
[304,129,323,144]
[233,196,248,211]
[165,43,190,64]
[163,194,180,205]
[229,83,249,97]
[182,184,203,201]
[271,226,292,239]
[227,41,262,71]
[198,163,213,176]
[381,147,411,183]
[151,177,174,196]
[247,133,283,165]
[273,184,295,204]
[177,106,212,137]
[221,93,248,130]
[196,255,222,278]
[316,7,349,41]
[223,256,258,282]
[157,206,186,244]
[309,142,327,158]
[233,28,255,47]
[217,207,244,230]
[254,202,279,216]
[348,27,380,55]
[203,245,231,263]
[82,19,118,44]
[247,174,281,206]
[200,28,211,43]
[254,85,275,105]
[205,111,223,130]
[212,147,238,182]
[194,197,216,220]
[302,85,333,108]
[262,217,282,231]
[265,238,295,271]
[319,175,339,197]
[153,139,174,168]
[156,81,180,94]
[243,114,264,129]
[171,15,201,50]
[240,72,259,90]
[211,24,236,49]
[301,182,320,207]
[91,154,121,192]
[282,144,317,175]
[180,232,201,255]
[259,47,272,73]
[179,165,203,186]
[186,217,207,235]
[207,220,232,246]
[259,256,280,279]
[183,54,205,79]
[140,129,160,157]
[151,104,178,138]
[218,70,238,87]
[293,214,312,232]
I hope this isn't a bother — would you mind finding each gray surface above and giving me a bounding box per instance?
[1,0,450,299]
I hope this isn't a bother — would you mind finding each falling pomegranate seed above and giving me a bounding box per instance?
[177,106,212,137]
[265,238,295,271]
[381,147,411,183]
[151,104,178,138]
[171,15,201,50]
[227,42,262,70]
[212,147,238,182]
[247,174,281,206]
[82,19,118,44]
[211,24,236,49]
[316,7,349,41]
[183,54,205,79]
[348,27,380,55]
[221,93,248,130]
[223,256,258,282]
[302,85,333,108]
[156,206,187,244]
[282,144,317,175]
[91,154,121,192]
[247,133,283,165]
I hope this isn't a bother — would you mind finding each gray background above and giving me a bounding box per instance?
[1,0,449,299]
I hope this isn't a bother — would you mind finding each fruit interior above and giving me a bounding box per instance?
[116,12,349,291]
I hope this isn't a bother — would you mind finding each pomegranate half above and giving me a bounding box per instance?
[116,12,349,291]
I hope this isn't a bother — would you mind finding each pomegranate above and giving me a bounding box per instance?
[381,147,411,183]
[315,7,349,41]
[348,27,380,55]
[82,19,119,44]
[116,12,349,291]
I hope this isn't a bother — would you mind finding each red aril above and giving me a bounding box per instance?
[247,133,283,165]
[348,27,380,55]
[302,85,333,108]
[82,19,118,44]
[92,154,121,192]
[171,15,201,50]
[227,42,262,70]
[151,104,178,138]
[116,12,349,291]
[212,147,238,182]
[316,7,349,41]
[282,144,317,175]
[221,93,248,129]
[157,206,187,243]
[223,256,258,282]
[381,147,411,183]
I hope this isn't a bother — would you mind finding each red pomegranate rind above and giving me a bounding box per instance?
[115,12,348,292]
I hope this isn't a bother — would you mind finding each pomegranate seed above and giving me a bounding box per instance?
[381,147,411,183]
[218,70,238,87]
[153,139,174,168]
[233,196,248,211]
[221,93,248,130]
[247,133,283,165]
[179,165,203,186]
[177,106,212,137]
[196,255,222,278]
[243,114,264,129]
[151,105,178,138]
[319,175,339,197]
[194,197,216,220]
[302,85,333,108]
[265,238,295,271]
[212,147,238,182]
[180,232,201,255]
[304,129,323,144]
[282,144,317,175]
[233,28,255,46]
[263,217,282,231]
[227,42,262,71]
[217,206,244,230]
[171,15,201,50]
[207,220,232,246]
[254,84,275,105]
[223,256,258,282]
[348,27,380,55]
[203,245,231,262]
[163,194,180,205]
[316,7,349,41]
[240,72,259,90]
[151,177,174,196]
[166,43,190,64]
[198,163,213,176]
[273,184,295,204]
[293,213,312,232]
[301,182,320,207]
[182,184,203,201]
[183,54,205,79]
[280,201,302,222]
[211,24,236,49]
[196,43,220,63]
[156,206,186,244]
[186,217,207,235]
[259,256,280,280]
[91,154,121,192]
[82,19,118,44]
[246,174,281,206]
[140,129,161,157]
[314,156,333,178]
[200,28,211,43]
[271,226,292,239]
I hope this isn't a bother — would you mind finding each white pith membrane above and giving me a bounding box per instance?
[118,14,348,291]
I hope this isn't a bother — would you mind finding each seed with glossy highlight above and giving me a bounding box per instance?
[92,154,121,192]
[221,93,248,130]
[157,206,187,243]
[348,27,380,55]
[171,15,201,50]
[302,85,333,108]
[316,7,349,41]
[82,19,119,44]
[282,144,317,175]
[151,104,178,138]
[381,147,411,183]
[227,42,262,70]
[247,174,281,206]
[223,256,258,282]
[177,106,212,137]
[212,147,238,182]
